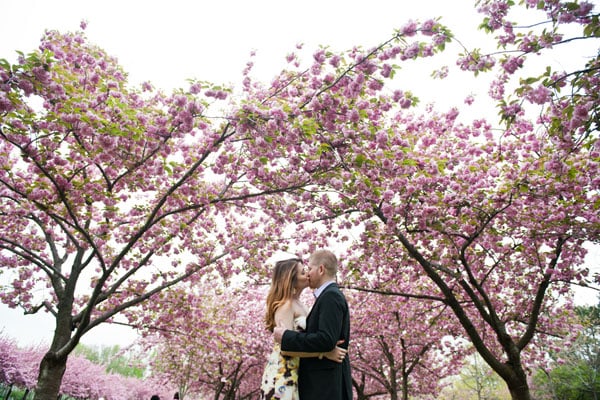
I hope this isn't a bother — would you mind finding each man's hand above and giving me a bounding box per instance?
[273,326,286,343]
[325,346,347,363]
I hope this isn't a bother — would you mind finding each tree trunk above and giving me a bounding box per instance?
[32,351,68,400]
[399,374,406,400]
[508,386,532,400]
[3,384,13,400]
[213,383,224,400]
[505,373,532,400]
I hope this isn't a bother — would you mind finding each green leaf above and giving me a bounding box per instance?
[521,76,541,85]
[583,16,599,37]
[479,18,493,33]
[354,154,367,168]
[301,118,318,137]
[437,160,446,173]
[316,142,331,155]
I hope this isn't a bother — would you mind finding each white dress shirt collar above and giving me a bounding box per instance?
[314,280,335,298]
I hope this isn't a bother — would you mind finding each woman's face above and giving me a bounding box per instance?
[294,262,309,290]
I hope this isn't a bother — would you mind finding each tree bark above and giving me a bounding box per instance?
[32,351,67,400]
[3,384,12,400]
[509,388,532,400]
[507,377,532,400]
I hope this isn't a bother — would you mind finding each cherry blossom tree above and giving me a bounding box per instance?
[0,334,168,399]
[61,357,169,400]
[11,343,46,398]
[351,369,387,400]
[531,302,600,399]
[348,291,465,400]
[60,355,110,399]
[141,282,270,399]
[0,333,25,398]
[0,24,319,399]
[230,2,599,399]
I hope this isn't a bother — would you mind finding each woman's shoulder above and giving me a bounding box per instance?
[279,298,294,308]
[292,298,309,313]
[275,299,294,315]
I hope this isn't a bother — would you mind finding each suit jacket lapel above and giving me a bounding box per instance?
[306,293,318,324]
[306,282,338,325]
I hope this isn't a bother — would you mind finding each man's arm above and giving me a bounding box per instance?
[276,291,346,353]
[280,339,348,362]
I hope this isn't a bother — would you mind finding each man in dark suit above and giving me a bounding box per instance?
[274,249,352,400]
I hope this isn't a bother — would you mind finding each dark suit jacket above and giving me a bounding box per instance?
[281,282,352,400]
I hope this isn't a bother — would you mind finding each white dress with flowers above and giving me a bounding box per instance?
[259,316,306,400]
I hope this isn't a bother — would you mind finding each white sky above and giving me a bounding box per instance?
[1,0,490,99]
[0,0,598,347]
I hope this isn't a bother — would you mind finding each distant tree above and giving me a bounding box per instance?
[459,354,511,400]
[352,368,388,400]
[74,344,145,378]
[141,282,269,400]
[438,355,511,400]
[0,335,168,400]
[349,291,465,400]
[60,355,108,399]
[13,344,45,396]
[532,301,600,400]
[0,333,25,399]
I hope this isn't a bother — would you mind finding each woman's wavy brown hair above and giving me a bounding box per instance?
[265,258,302,332]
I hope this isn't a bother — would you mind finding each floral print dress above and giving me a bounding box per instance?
[259,316,306,399]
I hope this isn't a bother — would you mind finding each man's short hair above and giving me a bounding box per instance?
[310,249,338,276]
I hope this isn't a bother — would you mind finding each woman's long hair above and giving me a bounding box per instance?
[265,258,302,332]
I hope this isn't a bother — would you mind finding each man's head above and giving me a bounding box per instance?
[307,249,337,289]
